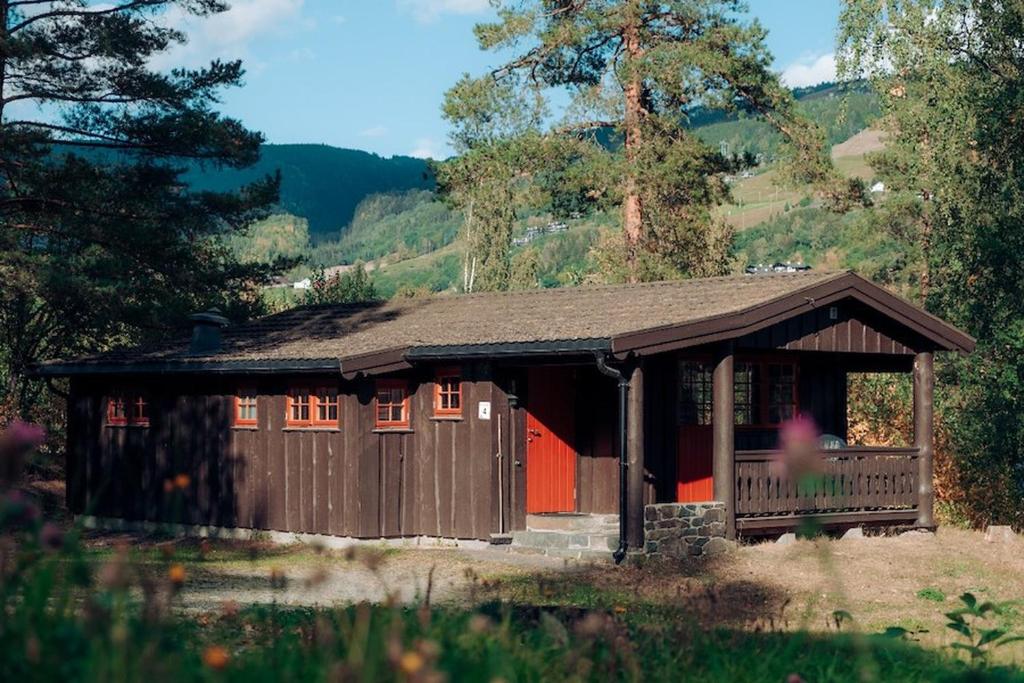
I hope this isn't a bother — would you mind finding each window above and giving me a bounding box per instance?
[107,392,149,427]
[285,385,340,428]
[376,380,409,428]
[286,387,311,427]
[235,390,258,427]
[434,370,462,417]
[734,362,761,426]
[107,396,128,426]
[313,387,339,427]
[674,358,798,428]
[767,363,797,424]
[678,361,712,425]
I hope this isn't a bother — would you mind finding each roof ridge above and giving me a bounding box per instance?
[425,270,846,303]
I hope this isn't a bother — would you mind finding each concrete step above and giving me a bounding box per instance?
[511,529,619,552]
[525,513,620,533]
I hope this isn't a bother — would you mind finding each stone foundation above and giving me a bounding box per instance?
[643,502,730,558]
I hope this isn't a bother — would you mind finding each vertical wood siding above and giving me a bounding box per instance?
[66,365,502,541]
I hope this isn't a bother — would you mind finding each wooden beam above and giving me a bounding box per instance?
[627,361,645,549]
[712,342,736,539]
[914,351,935,527]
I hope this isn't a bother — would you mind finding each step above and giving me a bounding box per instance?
[489,533,513,545]
[525,513,620,533]
[511,529,619,552]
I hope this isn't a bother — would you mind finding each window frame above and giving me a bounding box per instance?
[234,389,258,428]
[285,386,313,428]
[736,356,799,429]
[375,379,410,429]
[675,355,799,429]
[433,368,463,418]
[107,391,149,427]
[285,384,340,429]
[312,386,340,428]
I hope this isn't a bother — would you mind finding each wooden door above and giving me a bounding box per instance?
[525,367,576,513]
[677,425,713,502]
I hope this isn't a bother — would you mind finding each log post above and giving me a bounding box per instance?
[627,360,645,549]
[913,351,935,528]
[712,343,736,539]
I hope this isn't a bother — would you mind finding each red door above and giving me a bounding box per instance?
[677,425,714,502]
[526,367,576,513]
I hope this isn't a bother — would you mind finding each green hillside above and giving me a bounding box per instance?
[185,144,434,241]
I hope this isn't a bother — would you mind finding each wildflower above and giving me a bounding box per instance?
[168,563,186,587]
[174,473,191,490]
[40,522,63,551]
[220,600,240,618]
[202,645,230,671]
[24,634,41,663]
[772,415,824,481]
[468,614,492,634]
[399,651,425,675]
[97,553,129,590]
[613,605,627,614]
[0,421,45,486]
[787,675,807,683]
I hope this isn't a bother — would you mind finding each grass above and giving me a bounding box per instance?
[5,506,1024,681]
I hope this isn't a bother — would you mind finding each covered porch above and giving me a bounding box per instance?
[506,275,972,559]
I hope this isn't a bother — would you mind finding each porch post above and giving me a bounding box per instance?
[626,360,645,549]
[712,342,736,540]
[913,351,935,528]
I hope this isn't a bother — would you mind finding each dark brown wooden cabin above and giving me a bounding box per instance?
[37,271,974,554]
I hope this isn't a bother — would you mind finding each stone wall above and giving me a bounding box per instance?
[643,502,729,558]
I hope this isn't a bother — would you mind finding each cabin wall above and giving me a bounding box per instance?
[67,364,503,541]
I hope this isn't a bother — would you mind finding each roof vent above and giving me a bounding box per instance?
[188,308,229,355]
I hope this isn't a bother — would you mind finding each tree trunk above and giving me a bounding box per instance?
[622,4,644,283]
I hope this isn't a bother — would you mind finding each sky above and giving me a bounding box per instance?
[167,0,843,159]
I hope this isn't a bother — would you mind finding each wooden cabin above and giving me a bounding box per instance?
[38,271,974,557]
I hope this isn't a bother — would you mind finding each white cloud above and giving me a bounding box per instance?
[780,53,837,88]
[150,0,307,72]
[409,137,441,159]
[360,125,389,138]
[397,0,491,24]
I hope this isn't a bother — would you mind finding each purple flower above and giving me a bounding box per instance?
[40,522,64,551]
[6,421,46,450]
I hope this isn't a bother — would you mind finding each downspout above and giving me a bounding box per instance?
[594,352,629,565]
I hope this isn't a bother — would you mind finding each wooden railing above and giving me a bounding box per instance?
[735,447,919,526]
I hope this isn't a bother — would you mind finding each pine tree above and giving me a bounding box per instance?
[0,1,279,418]
[442,0,860,284]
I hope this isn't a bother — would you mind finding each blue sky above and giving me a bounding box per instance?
[173,1,842,159]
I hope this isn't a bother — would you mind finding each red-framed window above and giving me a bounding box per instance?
[313,387,340,427]
[434,369,462,417]
[107,392,149,427]
[234,389,258,427]
[375,380,409,429]
[285,385,340,428]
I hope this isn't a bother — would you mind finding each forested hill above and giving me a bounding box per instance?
[184,144,434,240]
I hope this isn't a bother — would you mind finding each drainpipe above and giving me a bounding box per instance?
[594,352,629,565]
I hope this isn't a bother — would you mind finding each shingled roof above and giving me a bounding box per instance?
[35,270,974,376]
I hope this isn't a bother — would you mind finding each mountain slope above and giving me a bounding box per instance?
[185,144,434,240]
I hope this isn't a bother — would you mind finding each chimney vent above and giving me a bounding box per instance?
[189,308,229,355]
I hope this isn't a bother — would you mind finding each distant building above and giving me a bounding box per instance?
[870,182,886,193]
[293,278,312,290]
[745,261,812,275]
